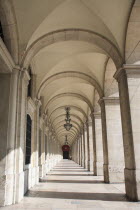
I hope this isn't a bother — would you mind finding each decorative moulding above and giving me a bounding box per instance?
[103,97,120,105]
[114,64,140,81]
[27,97,36,119]
[0,38,15,73]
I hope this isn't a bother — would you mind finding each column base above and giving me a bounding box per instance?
[97,162,103,176]
[103,164,109,183]
[109,164,124,183]
[39,164,46,178]
[124,168,138,201]
[88,160,90,171]
[82,158,85,168]
[15,171,24,203]
[93,161,97,175]
[0,174,14,206]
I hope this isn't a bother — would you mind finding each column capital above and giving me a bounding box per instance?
[88,117,92,126]
[93,112,101,119]
[102,97,120,105]
[42,113,47,120]
[35,98,42,107]
[98,98,105,107]
[49,131,52,137]
[21,68,30,83]
[90,111,95,119]
[12,65,20,74]
[39,117,45,129]
[45,126,49,134]
[84,121,88,130]
[114,64,140,82]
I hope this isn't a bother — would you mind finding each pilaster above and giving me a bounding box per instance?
[93,112,103,176]
[114,65,140,201]
[103,97,124,183]
[98,99,109,183]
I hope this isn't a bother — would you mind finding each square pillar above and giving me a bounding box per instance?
[81,132,85,167]
[88,120,94,172]
[14,70,30,203]
[80,135,82,166]
[103,97,124,183]
[0,69,19,206]
[114,65,140,201]
[99,99,109,183]
[94,112,103,176]
[84,123,90,170]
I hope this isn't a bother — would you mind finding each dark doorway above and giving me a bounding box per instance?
[63,151,69,159]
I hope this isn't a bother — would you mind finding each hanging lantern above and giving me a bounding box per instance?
[64,107,72,131]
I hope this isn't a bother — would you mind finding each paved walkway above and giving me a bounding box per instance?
[2,160,140,209]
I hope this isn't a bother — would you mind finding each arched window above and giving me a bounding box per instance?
[28,67,32,97]
[0,21,4,42]
[25,114,32,165]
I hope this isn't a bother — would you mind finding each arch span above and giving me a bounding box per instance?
[45,92,93,113]
[22,29,123,69]
[38,71,103,99]
[48,105,87,121]
[51,114,84,128]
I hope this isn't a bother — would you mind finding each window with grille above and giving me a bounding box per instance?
[25,115,32,165]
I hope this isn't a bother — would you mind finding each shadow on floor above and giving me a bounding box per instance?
[54,167,84,169]
[26,190,127,202]
[47,174,93,176]
[51,170,87,172]
[40,180,104,184]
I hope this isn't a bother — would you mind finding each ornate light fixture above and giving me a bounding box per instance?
[64,107,72,131]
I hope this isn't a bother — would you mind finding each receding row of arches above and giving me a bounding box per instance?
[0,0,140,207]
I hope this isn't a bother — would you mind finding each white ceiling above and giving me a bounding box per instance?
[12,0,134,145]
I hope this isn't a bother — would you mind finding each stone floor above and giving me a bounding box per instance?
[2,160,140,209]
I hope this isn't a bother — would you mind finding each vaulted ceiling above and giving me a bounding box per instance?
[12,0,134,145]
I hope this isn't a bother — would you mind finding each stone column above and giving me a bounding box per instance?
[46,130,50,173]
[41,120,46,177]
[98,99,109,183]
[80,135,82,166]
[84,122,90,171]
[0,68,20,206]
[14,70,30,203]
[94,112,103,176]
[83,127,86,168]
[103,97,124,182]
[73,142,75,162]
[81,132,85,167]
[114,65,140,201]
[76,140,78,164]
[52,136,55,167]
[49,133,53,169]
[89,115,97,174]
[88,120,94,172]
[38,118,46,178]
[38,128,42,177]
[78,138,80,165]
[73,141,76,163]
[34,99,41,183]
[77,139,79,164]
